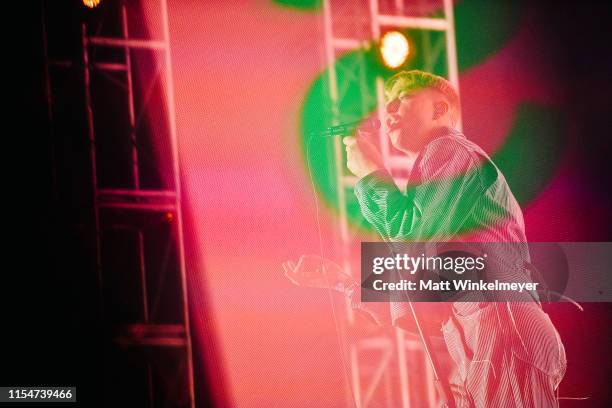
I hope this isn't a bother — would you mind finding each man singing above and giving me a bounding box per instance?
[284,70,566,407]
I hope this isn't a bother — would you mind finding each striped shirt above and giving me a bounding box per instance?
[351,126,566,406]
[354,126,537,324]
[355,126,527,244]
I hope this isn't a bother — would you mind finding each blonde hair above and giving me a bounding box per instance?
[384,70,460,126]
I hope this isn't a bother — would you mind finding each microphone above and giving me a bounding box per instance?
[312,118,381,137]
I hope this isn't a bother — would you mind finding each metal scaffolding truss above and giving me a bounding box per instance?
[42,1,195,406]
[321,1,461,407]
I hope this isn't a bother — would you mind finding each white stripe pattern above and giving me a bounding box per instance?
[350,127,567,407]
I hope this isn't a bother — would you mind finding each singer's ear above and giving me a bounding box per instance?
[432,101,449,120]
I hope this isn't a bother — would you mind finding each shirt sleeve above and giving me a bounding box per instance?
[354,170,409,240]
[354,137,484,242]
[353,137,486,327]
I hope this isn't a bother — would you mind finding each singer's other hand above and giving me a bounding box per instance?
[282,255,355,292]
[343,136,384,178]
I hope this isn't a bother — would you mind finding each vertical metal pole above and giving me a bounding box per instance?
[323,0,350,258]
[368,0,381,39]
[421,0,433,73]
[424,344,436,404]
[395,328,411,408]
[350,344,362,408]
[138,231,149,322]
[369,0,391,165]
[322,0,339,118]
[159,1,196,406]
[394,0,404,14]
[121,3,140,189]
[375,77,390,164]
[82,23,105,317]
[322,2,358,406]
[367,7,411,402]
[384,366,393,408]
[122,10,155,400]
[443,0,462,131]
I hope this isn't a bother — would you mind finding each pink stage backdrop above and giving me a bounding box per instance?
[141,1,612,406]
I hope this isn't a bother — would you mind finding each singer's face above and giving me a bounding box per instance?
[385,89,433,152]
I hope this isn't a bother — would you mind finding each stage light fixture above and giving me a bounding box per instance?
[380,31,410,69]
[83,0,101,8]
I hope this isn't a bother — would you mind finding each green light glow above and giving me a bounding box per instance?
[292,0,565,235]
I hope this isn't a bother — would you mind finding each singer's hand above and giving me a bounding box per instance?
[282,255,355,292]
[343,136,384,178]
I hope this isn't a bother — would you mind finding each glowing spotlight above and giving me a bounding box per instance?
[83,0,101,8]
[380,31,410,69]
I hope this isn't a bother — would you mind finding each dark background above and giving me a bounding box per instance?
[4,1,612,406]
